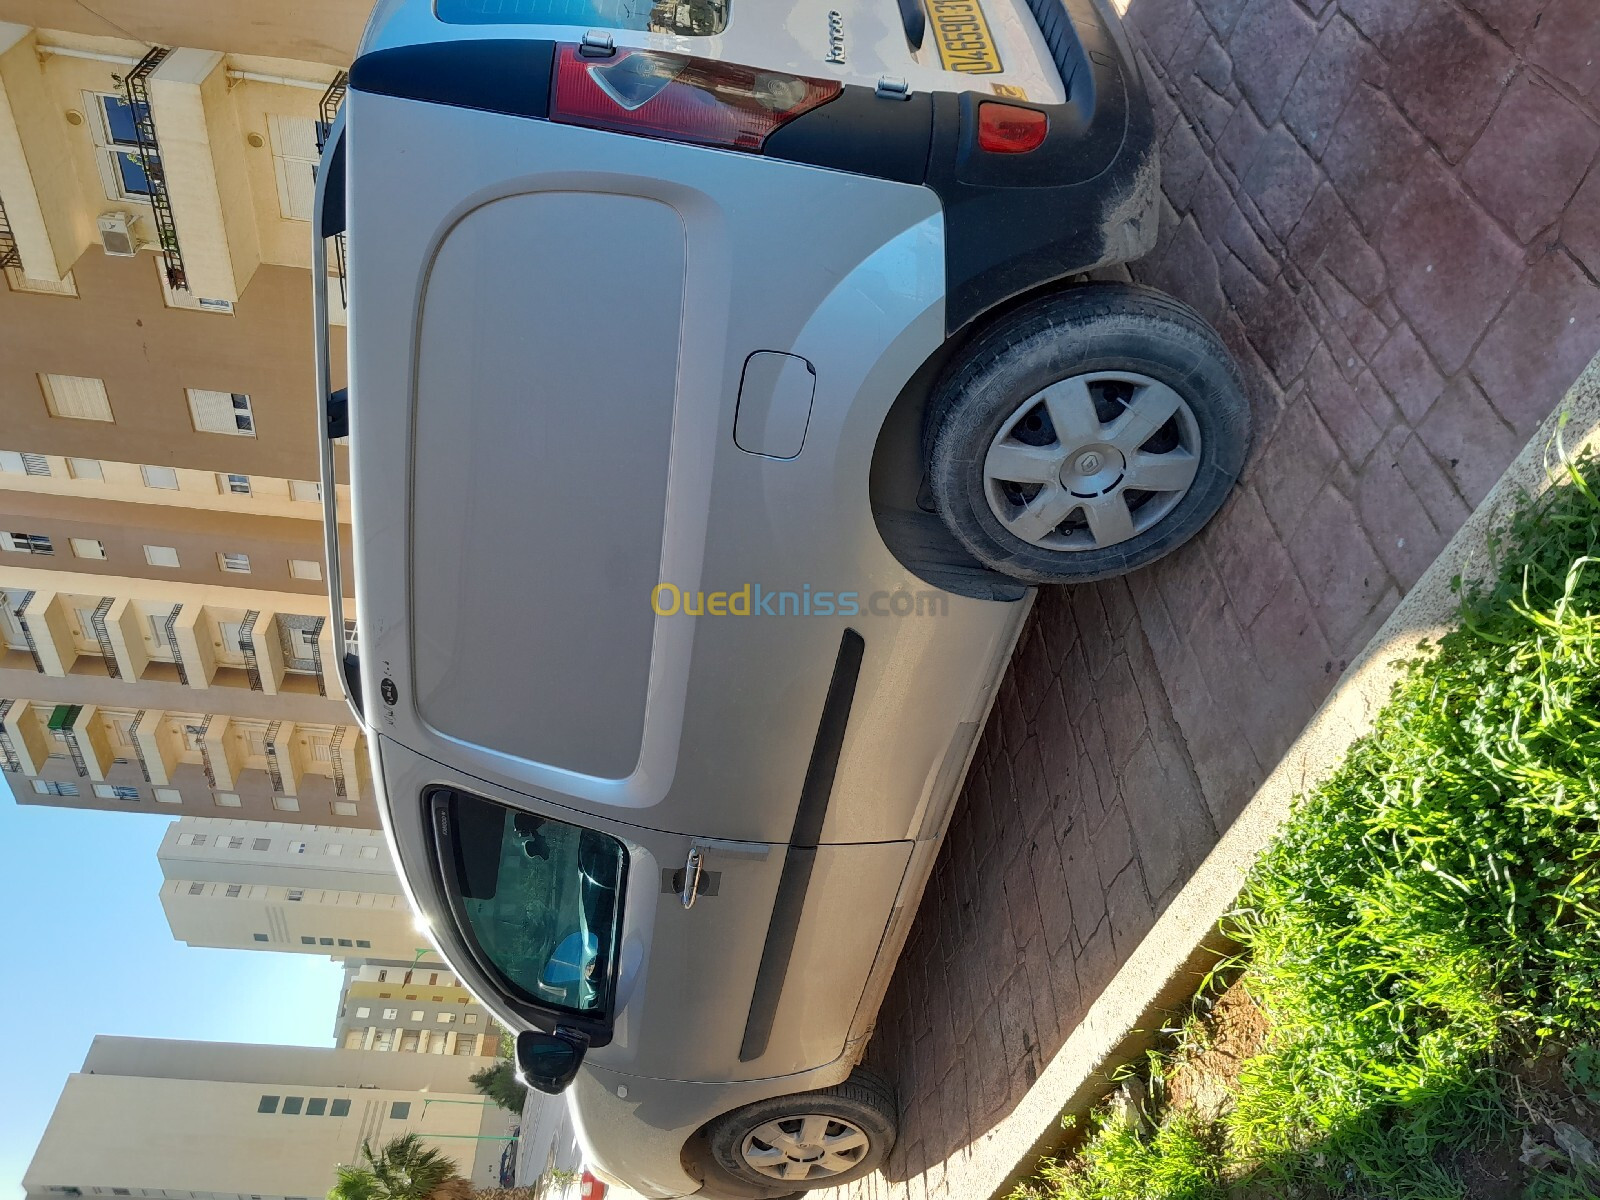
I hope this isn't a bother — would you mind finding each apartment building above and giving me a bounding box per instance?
[0,14,382,825]
[23,1036,517,1200]
[157,815,432,961]
[334,961,505,1058]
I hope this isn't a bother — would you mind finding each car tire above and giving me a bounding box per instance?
[927,283,1250,584]
[705,1068,897,1191]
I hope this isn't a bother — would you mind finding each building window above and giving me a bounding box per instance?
[410,1010,424,1022]
[337,938,352,947]
[267,115,321,221]
[464,1014,479,1025]
[331,1099,351,1117]
[258,1095,280,1113]
[324,843,344,856]
[67,457,103,480]
[225,835,245,849]
[289,559,323,581]
[288,840,307,854]
[93,784,140,800]
[70,538,106,560]
[355,1006,370,1018]
[319,937,334,946]
[2,532,53,555]
[219,552,251,573]
[187,390,255,436]
[389,1102,411,1120]
[144,545,179,568]
[141,464,179,490]
[377,970,388,982]
[290,480,321,503]
[335,802,361,818]
[0,451,50,475]
[214,793,242,807]
[301,936,316,945]
[40,373,114,422]
[306,1098,328,1116]
[91,94,155,200]
[226,884,242,897]
[252,932,269,942]
[357,939,371,948]
[286,888,304,902]
[154,788,182,804]
[219,473,251,495]
[382,1008,398,1020]
[436,1013,455,1024]
[272,796,300,812]
[252,838,271,851]
[358,844,379,859]
[187,882,204,895]
[31,779,79,796]
[281,1096,304,1116]
[177,832,207,847]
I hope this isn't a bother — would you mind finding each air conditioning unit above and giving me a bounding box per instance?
[97,212,137,257]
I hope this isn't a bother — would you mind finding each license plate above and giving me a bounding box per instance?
[925,0,1004,75]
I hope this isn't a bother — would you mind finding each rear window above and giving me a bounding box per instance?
[435,0,729,34]
[437,789,627,1017]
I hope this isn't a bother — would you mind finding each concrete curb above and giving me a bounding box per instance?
[954,353,1600,1200]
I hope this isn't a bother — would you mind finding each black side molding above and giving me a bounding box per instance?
[739,629,866,1062]
[349,39,556,121]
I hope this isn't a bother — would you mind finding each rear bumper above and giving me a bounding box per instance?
[924,0,1160,330]
[764,0,1159,333]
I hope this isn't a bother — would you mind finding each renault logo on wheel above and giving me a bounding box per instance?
[825,10,846,63]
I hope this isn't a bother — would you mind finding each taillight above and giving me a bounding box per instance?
[550,45,841,150]
[977,102,1048,153]
[578,1170,607,1200]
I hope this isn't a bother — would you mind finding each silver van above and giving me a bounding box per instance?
[316,0,1248,1195]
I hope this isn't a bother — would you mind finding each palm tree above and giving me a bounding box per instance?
[328,1134,472,1200]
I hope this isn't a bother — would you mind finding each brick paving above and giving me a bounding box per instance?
[825,2,1600,1197]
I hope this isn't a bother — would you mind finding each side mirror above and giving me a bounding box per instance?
[515,1027,590,1094]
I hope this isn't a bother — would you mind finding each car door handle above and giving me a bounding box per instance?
[679,847,704,909]
[679,838,773,909]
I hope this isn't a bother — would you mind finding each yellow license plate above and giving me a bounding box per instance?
[925,0,1004,75]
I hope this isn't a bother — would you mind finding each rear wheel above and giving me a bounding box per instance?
[705,1069,896,1191]
[927,284,1250,584]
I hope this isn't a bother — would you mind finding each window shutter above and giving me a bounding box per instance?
[41,375,113,421]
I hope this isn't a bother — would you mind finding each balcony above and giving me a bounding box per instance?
[144,47,260,302]
[51,702,114,780]
[0,25,85,282]
[130,708,178,785]
[0,698,47,774]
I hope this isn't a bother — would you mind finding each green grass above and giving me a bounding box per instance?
[1016,451,1600,1200]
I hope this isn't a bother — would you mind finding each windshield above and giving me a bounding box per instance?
[438,788,626,1016]
[435,0,729,35]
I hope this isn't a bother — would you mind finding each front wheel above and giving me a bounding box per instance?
[704,1069,896,1191]
[927,284,1251,584]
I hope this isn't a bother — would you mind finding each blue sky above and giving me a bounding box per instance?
[0,798,346,1200]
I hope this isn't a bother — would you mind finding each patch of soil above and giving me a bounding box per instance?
[1165,982,1268,1124]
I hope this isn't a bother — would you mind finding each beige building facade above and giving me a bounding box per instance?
[0,10,378,826]
[23,1037,517,1200]
[158,816,429,961]
[334,961,505,1058]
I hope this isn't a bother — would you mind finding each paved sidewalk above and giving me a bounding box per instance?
[821,1,1600,1198]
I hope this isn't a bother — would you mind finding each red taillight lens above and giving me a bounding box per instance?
[578,1170,607,1200]
[977,102,1048,153]
[551,45,841,150]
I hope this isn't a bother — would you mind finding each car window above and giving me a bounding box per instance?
[435,0,729,35]
[439,788,626,1016]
